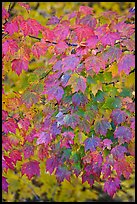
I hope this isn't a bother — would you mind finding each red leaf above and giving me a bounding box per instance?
[2,118,18,134]
[4,20,18,36]
[9,150,22,165]
[104,177,120,197]
[85,56,105,73]
[21,160,40,179]
[32,42,48,59]
[11,59,29,75]
[113,159,132,179]
[2,176,8,192]
[118,54,135,75]
[20,19,41,37]
[114,126,132,144]
[2,39,18,57]
[111,109,127,126]
[3,156,14,170]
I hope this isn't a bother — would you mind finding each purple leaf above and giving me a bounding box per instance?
[114,126,132,144]
[2,176,8,192]
[86,35,99,49]
[102,47,122,64]
[118,54,135,75]
[72,93,81,106]
[94,120,110,136]
[111,145,127,160]
[84,137,101,152]
[55,166,71,183]
[47,16,60,25]
[101,163,111,179]
[46,157,58,174]
[21,160,40,179]
[85,56,105,73]
[104,177,120,197]
[111,109,127,126]
[103,139,112,150]
[62,56,80,72]
[36,132,51,145]
[101,32,120,46]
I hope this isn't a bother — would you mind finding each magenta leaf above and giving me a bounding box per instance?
[11,58,29,75]
[101,163,111,179]
[9,150,22,165]
[111,109,127,126]
[101,32,120,46]
[20,19,41,37]
[111,145,127,160]
[32,42,47,59]
[84,137,101,152]
[55,166,71,183]
[2,118,18,134]
[104,177,120,197]
[103,139,112,150]
[47,16,60,25]
[4,20,18,36]
[2,110,8,121]
[2,39,18,56]
[118,54,135,75]
[79,6,93,15]
[2,7,9,19]
[85,56,105,73]
[114,126,132,144]
[2,176,8,192]
[94,120,110,136]
[80,15,97,29]
[21,160,40,179]
[36,132,52,146]
[86,35,99,49]
[62,56,80,72]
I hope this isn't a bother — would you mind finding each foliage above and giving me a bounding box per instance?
[2,2,135,202]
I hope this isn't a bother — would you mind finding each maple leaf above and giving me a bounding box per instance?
[62,56,80,72]
[9,150,22,165]
[2,110,8,121]
[114,126,132,144]
[2,7,9,19]
[101,163,111,179]
[32,42,48,59]
[84,137,101,152]
[118,54,135,75]
[113,159,132,179]
[46,157,58,174]
[111,109,127,126]
[114,21,135,37]
[79,6,93,15]
[18,2,31,12]
[55,41,68,54]
[94,120,110,136]
[103,139,112,150]
[111,145,127,160]
[3,156,14,170]
[11,58,29,75]
[82,173,94,187]
[102,47,122,64]
[104,177,120,197]
[4,20,18,36]
[80,15,97,29]
[45,85,64,102]
[21,160,40,179]
[55,166,71,183]
[36,132,52,146]
[38,145,48,160]
[2,176,8,192]
[101,32,120,46]
[53,60,63,72]
[72,93,81,106]
[73,24,95,41]
[18,118,30,131]
[63,113,79,129]
[22,90,39,108]
[84,56,105,73]
[2,39,18,57]
[86,35,99,49]
[2,118,18,134]
[67,73,86,93]
[47,16,60,25]
[54,23,70,41]
[23,145,34,159]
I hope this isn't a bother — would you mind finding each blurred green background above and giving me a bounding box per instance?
[2,2,135,202]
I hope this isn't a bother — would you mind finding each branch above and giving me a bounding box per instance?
[129,68,135,75]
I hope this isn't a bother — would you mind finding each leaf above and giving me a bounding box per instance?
[79,6,93,15]
[101,163,111,179]
[21,160,40,179]
[2,110,8,121]
[4,20,18,36]
[103,139,112,150]
[73,24,95,41]
[54,23,70,41]
[84,56,105,73]
[2,39,18,56]
[36,132,52,145]
[72,93,81,106]
[18,2,31,12]
[45,85,64,102]
[111,109,127,126]
[86,35,99,49]
[18,118,30,131]
[11,59,29,75]
[82,173,94,187]
[55,166,71,183]
[84,137,101,152]
[2,7,9,19]
[62,56,80,72]
[111,145,127,160]
[23,145,34,159]
[80,15,97,29]
[2,118,18,134]
[94,120,110,136]
[104,177,120,197]
[101,32,120,46]
[67,73,86,93]
[9,150,22,165]
[32,42,48,59]
[46,157,58,174]
[102,47,122,64]
[118,54,135,75]
[22,90,39,108]
[54,41,68,54]
[2,176,8,192]
[63,114,79,129]
[114,126,132,144]
[113,159,132,179]
[47,16,60,25]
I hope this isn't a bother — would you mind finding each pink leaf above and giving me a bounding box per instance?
[54,41,68,54]
[79,6,93,15]
[46,157,58,174]
[23,145,34,159]
[113,159,132,179]
[32,42,48,59]
[21,160,40,179]
[2,39,18,56]
[12,59,29,75]
[101,32,120,46]
[18,118,30,131]
[2,7,9,19]
[36,132,52,145]
[18,2,31,12]
[4,20,18,36]
[102,47,122,64]
[77,76,86,93]
[86,35,99,49]
[2,110,8,121]
[101,163,111,179]
[2,118,18,134]
[114,126,132,144]
[73,24,95,41]
[47,16,60,25]
[118,54,135,75]
[80,15,97,29]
